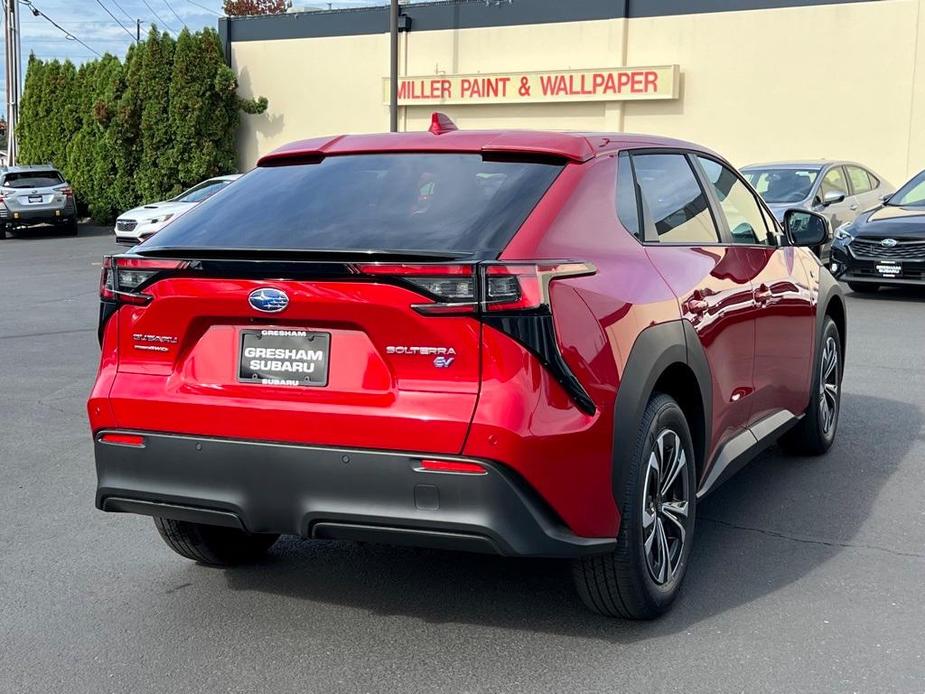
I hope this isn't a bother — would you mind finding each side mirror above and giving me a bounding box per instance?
[881,192,892,204]
[822,190,846,206]
[785,209,830,247]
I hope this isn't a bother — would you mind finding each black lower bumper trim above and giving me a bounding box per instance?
[94,431,615,558]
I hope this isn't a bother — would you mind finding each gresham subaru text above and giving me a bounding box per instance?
[88,114,845,619]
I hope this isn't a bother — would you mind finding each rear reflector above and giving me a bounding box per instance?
[416,459,487,475]
[99,433,146,447]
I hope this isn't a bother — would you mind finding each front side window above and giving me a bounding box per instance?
[141,154,564,256]
[846,166,873,195]
[821,167,848,199]
[699,157,770,245]
[632,153,719,243]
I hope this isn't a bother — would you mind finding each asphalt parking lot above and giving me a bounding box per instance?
[1,225,923,693]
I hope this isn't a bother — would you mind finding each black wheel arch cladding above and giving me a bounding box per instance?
[611,320,713,508]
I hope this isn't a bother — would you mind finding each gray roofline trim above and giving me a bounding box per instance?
[221,0,878,44]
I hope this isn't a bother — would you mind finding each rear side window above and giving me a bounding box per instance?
[616,152,641,238]
[632,153,720,243]
[1,171,64,188]
[142,154,563,256]
[846,166,873,194]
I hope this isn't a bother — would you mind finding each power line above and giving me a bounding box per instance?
[140,0,178,34]
[186,0,220,15]
[108,0,136,25]
[93,0,137,42]
[161,0,187,28]
[19,1,103,58]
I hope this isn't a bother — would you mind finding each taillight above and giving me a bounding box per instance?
[100,255,189,305]
[354,261,595,315]
[56,185,74,197]
[357,260,597,414]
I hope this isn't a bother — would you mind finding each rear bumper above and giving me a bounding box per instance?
[1,206,74,224]
[94,431,615,558]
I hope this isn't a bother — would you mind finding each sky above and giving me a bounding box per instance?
[0,0,405,118]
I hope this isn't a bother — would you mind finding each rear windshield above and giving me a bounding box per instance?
[1,171,65,188]
[141,154,563,256]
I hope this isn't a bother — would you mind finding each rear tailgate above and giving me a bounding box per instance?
[108,273,482,455]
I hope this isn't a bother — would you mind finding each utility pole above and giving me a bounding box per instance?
[4,0,22,164]
[389,0,398,133]
[136,18,141,42]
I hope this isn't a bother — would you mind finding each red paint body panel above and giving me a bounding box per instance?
[89,127,824,543]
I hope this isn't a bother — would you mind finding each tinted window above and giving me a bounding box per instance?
[743,168,818,204]
[821,167,848,198]
[1,170,64,188]
[142,154,563,255]
[846,166,873,194]
[616,152,641,238]
[175,179,233,203]
[890,170,925,206]
[699,157,769,245]
[632,153,719,243]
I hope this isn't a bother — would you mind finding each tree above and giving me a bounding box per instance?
[16,28,268,222]
[223,0,289,16]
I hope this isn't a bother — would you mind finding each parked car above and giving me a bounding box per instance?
[114,174,241,244]
[0,164,78,238]
[831,168,925,292]
[741,160,893,265]
[89,116,845,620]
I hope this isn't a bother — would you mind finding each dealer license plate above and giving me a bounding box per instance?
[875,261,901,278]
[238,328,330,387]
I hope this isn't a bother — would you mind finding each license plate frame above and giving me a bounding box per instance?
[875,261,902,278]
[237,328,330,388]
[27,195,43,204]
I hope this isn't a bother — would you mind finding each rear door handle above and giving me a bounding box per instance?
[849,204,858,211]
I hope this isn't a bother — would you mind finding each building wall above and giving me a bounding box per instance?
[229,0,925,185]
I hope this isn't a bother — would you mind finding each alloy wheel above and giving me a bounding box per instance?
[642,429,690,585]
[819,335,840,435]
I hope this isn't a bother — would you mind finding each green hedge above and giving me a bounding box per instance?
[17,27,266,222]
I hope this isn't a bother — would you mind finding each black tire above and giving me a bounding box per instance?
[780,316,842,456]
[153,517,279,566]
[848,282,879,294]
[62,217,79,236]
[573,393,696,619]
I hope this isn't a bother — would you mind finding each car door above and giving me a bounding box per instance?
[629,150,757,452]
[817,165,858,227]
[696,156,816,426]
[846,165,878,213]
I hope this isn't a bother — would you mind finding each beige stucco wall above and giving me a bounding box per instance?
[232,0,925,185]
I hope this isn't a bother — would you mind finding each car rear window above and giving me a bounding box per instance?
[1,171,65,188]
[141,154,563,256]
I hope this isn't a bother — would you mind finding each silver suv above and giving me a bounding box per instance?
[0,165,78,239]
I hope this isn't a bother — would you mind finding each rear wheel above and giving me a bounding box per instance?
[153,517,279,565]
[573,394,696,619]
[62,217,78,236]
[848,282,879,294]
[780,316,842,455]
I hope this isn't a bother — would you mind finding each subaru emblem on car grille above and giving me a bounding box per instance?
[248,288,289,313]
[881,238,898,247]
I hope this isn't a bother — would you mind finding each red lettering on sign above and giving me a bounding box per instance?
[617,72,631,92]
[631,72,644,93]
[644,71,658,92]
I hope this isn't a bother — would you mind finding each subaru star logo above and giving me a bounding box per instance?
[248,288,289,313]
[881,238,898,248]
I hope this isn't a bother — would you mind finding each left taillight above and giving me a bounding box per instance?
[100,255,189,306]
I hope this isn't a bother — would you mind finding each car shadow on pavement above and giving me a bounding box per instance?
[211,393,918,641]
[846,285,925,302]
[5,223,114,240]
